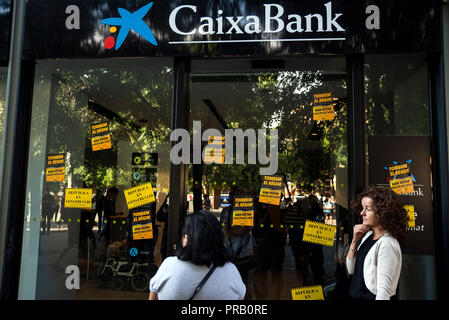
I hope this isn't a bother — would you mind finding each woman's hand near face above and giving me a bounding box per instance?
[347,224,370,259]
[353,224,370,244]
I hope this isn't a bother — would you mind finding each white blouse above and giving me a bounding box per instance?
[346,231,402,300]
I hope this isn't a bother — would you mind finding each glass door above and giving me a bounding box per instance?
[188,57,349,300]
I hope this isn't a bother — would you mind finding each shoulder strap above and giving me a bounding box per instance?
[189,264,217,300]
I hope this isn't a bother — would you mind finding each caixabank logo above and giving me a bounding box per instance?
[101,2,158,50]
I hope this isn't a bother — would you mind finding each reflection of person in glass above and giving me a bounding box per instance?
[283,197,307,286]
[53,188,96,272]
[221,187,257,288]
[346,186,408,300]
[94,189,105,233]
[156,192,169,262]
[149,210,246,300]
[202,194,211,211]
[304,194,325,286]
[98,187,121,246]
[41,188,59,234]
[254,202,287,299]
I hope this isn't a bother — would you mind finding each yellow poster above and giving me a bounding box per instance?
[404,205,415,228]
[313,105,335,121]
[259,175,283,206]
[388,162,410,176]
[91,122,112,151]
[64,188,92,209]
[259,189,282,205]
[203,136,225,164]
[46,167,65,182]
[390,176,414,195]
[46,154,65,182]
[387,161,414,195]
[291,285,324,300]
[302,220,336,247]
[132,210,153,240]
[92,134,112,151]
[124,182,155,210]
[232,197,254,227]
[313,92,333,105]
[203,146,225,164]
[132,224,153,240]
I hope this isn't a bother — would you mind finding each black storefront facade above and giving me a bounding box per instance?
[0,0,448,300]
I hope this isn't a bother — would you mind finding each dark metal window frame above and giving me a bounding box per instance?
[0,60,34,300]
[428,49,449,300]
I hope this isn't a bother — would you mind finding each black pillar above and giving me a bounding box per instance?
[346,54,366,228]
[168,57,190,256]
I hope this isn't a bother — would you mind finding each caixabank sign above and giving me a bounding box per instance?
[22,0,440,59]
[368,136,434,256]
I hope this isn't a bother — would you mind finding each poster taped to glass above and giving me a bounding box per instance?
[124,182,156,210]
[387,161,414,195]
[291,285,324,300]
[64,188,92,209]
[131,209,153,240]
[258,175,283,206]
[302,220,336,247]
[232,197,254,227]
[312,92,335,121]
[203,136,225,164]
[45,153,65,182]
[91,122,112,151]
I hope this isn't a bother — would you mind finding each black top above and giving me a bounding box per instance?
[349,234,379,300]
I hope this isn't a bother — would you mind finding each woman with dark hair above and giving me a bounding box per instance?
[346,186,409,300]
[149,210,246,300]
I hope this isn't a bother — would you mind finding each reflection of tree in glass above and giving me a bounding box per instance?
[365,56,429,136]
[191,70,347,196]
[45,64,172,190]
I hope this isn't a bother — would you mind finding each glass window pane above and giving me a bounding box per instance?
[188,57,348,300]
[365,54,430,136]
[18,58,173,299]
[365,54,437,299]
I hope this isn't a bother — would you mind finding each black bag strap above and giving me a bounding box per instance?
[189,264,217,300]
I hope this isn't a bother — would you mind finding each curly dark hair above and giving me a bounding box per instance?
[352,186,409,245]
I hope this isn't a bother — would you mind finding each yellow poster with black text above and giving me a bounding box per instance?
[291,285,324,300]
[390,176,414,195]
[313,105,335,121]
[388,162,414,195]
[302,220,336,247]
[91,122,112,151]
[64,188,92,209]
[313,92,333,105]
[313,92,334,121]
[124,182,155,210]
[132,210,153,240]
[232,197,254,227]
[203,136,225,164]
[259,175,283,206]
[45,154,65,182]
[404,205,415,228]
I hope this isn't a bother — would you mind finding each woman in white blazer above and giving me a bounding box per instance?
[346,186,408,300]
